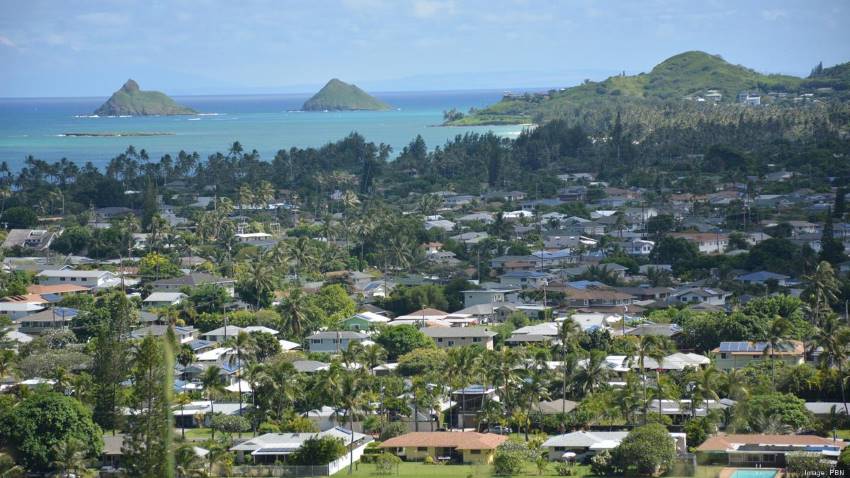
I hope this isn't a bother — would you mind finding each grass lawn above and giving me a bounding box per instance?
[336,462,726,478]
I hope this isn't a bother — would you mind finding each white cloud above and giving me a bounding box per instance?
[412,0,455,18]
[0,35,17,49]
[761,9,787,21]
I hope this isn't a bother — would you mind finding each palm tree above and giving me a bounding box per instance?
[360,344,387,375]
[521,370,551,440]
[689,365,721,418]
[813,315,850,414]
[200,365,225,440]
[336,372,367,475]
[50,438,88,478]
[174,444,206,478]
[802,261,841,325]
[557,317,581,415]
[278,287,311,339]
[290,237,317,279]
[255,180,275,207]
[630,335,670,423]
[240,259,276,309]
[575,350,611,397]
[764,316,790,390]
[721,368,750,401]
[226,331,256,438]
[447,346,481,430]
[0,350,16,381]
[174,392,193,439]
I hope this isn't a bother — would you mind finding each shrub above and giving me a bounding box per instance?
[611,423,675,476]
[210,414,251,433]
[374,453,401,475]
[493,440,530,475]
[590,449,613,476]
[290,436,346,465]
[423,455,436,465]
[379,421,408,441]
[555,462,575,476]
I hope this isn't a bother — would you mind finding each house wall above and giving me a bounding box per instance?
[462,449,494,464]
[715,354,803,370]
[432,336,494,350]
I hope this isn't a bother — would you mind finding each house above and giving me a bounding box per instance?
[533,399,578,416]
[713,341,805,370]
[457,212,495,224]
[149,272,236,296]
[542,431,686,462]
[132,325,198,344]
[620,238,655,256]
[450,232,490,245]
[670,232,729,254]
[26,284,92,297]
[201,325,278,343]
[0,302,45,320]
[1,229,58,251]
[696,434,844,467]
[173,401,250,429]
[424,219,456,232]
[142,292,187,309]
[235,232,274,244]
[556,285,635,309]
[499,271,550,289]
[342,311,391,331]
[16,307,79,335]
[306,331,370,354]
[646,399,733,422]
[462,289,519,308]
[231,427,371,465]
[379,432,507,464]
[734,271,792,286]
[421,326,496,350]
[36,269,120,290]
[670,287,730,306]
[626,323,682,338]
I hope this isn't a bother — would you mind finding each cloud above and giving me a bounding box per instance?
[75,12,129,26]
[761,9,787,21]
[412,0,455,18]
[0,35,16,49]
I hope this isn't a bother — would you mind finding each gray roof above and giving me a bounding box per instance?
[542,431,629,448]
[292,360,330,373]
[150,272,234,287]
[421,326,496,338]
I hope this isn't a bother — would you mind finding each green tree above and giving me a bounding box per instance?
[236,259,277,309]
[50,438,89,478]
[802,261,841,325]
[139,252,181,281]
[611,423,676,476]
[1,206,38,228]
[122,334,175,478]
[290,436,346,465]
[90,292,137,431]
[0,393,102,473]
[374,325,435,360]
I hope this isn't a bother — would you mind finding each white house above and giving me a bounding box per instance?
[142,292,187,309]
[36,269,120,289]
[306,331,370,354]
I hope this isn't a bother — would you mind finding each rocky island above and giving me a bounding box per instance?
[93,79,197,116]
[302,78,391,111]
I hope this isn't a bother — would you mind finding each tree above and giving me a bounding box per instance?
[200,365,225,440]
[236,259,277,309]
[139,252,181,281]
[225,331,255,438]
[493,440,530,476]
[374,325,434,360]
[290,436,346,465]
[396,347,447,376]
[1,206,38,228]
[646,214,675,238]
[648,236,699,271]
[738,393,813,432]
[812,316,850,414]
[51,226,92,255]
[611,423,675,476]
[90,292,136,431]
[835,187,847,219]
[802,261,841,325]
[250,331,281,362]
[50,438,89,478]
[764,317,790,389]
[122,334,175,478]
[820,211,847,265]
[277,287,313,339]
[335,372,368,474]
[0,393,102,472]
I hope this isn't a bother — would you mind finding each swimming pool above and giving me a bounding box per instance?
[731,469,778,478]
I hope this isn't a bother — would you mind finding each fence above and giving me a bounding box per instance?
[228,440,367,477]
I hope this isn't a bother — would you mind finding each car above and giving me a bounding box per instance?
[488,425,512,434]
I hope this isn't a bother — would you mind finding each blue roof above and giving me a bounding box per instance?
[42,294,64,303]
[188,339,214,352]
[49,307,79,317]
[718,342,769,353]
[566,280,606,289]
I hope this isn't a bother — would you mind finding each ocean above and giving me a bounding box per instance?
[0,90,526,171]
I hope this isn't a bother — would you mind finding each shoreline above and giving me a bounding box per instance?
[60,132,176,137]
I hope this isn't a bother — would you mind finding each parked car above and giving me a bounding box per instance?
[488,425,512,434]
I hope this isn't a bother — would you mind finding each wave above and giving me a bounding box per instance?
[187,118,201,121]
[197,113,225,116]
[73,115,100,118]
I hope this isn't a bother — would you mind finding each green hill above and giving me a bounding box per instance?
[302,79,391,111]
[94,79,197,116]
[449,51,848,126]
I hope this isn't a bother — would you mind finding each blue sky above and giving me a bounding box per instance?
[1,0,848,97]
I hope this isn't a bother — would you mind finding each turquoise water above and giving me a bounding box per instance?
[0,90,527,170]
[731,469,778,478]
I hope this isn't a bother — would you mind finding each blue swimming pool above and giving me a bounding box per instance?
[731,469,778,478]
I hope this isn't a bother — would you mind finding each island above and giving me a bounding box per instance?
[302,78,391,111]
[93,79,197,116]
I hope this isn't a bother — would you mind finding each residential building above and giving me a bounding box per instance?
[734,271,791,286]
[670,287,730,306]
[543,431,686,461]
[421,327,496,350]
[462,289,518,308]
[1,229,58,251]
[17,307,79,335]
[342,311,391,331]
[150,272,236,296]
[36,269,120,289]
[306,331,370,353]
[696,434,844,467]
[379,432,507,464]
[142,292,187,309]
[713,341,805,370]
[670,232,729,254]
[231,427,371,465]
[499,271,550,289]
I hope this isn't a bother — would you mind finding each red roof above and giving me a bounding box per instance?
[379,432,507,450]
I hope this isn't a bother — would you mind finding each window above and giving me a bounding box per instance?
[720,353,727,359]
[448,341,454,346]
[437,338,443,343]
[417,447,428,452]
[469,450,481,455]
[473,337,481,343]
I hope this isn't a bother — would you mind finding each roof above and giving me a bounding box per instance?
[696,434,845,452]
[37,269,113,278]
[735,271,791,281]
[150,272,233,287]
[626,324,682,337]
[542,431,629,448]
[143,292,187,302]
[534,399,578,415]
[292,360,330,373]
[379,432,507,450]
[26,284,91,295]
[17,307,79,322]
[231,427,369,454]
[421,326,496,339]
[347,312,391,324]
[715,340,804,355]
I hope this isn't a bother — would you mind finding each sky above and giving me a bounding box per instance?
[0,0,849,98]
